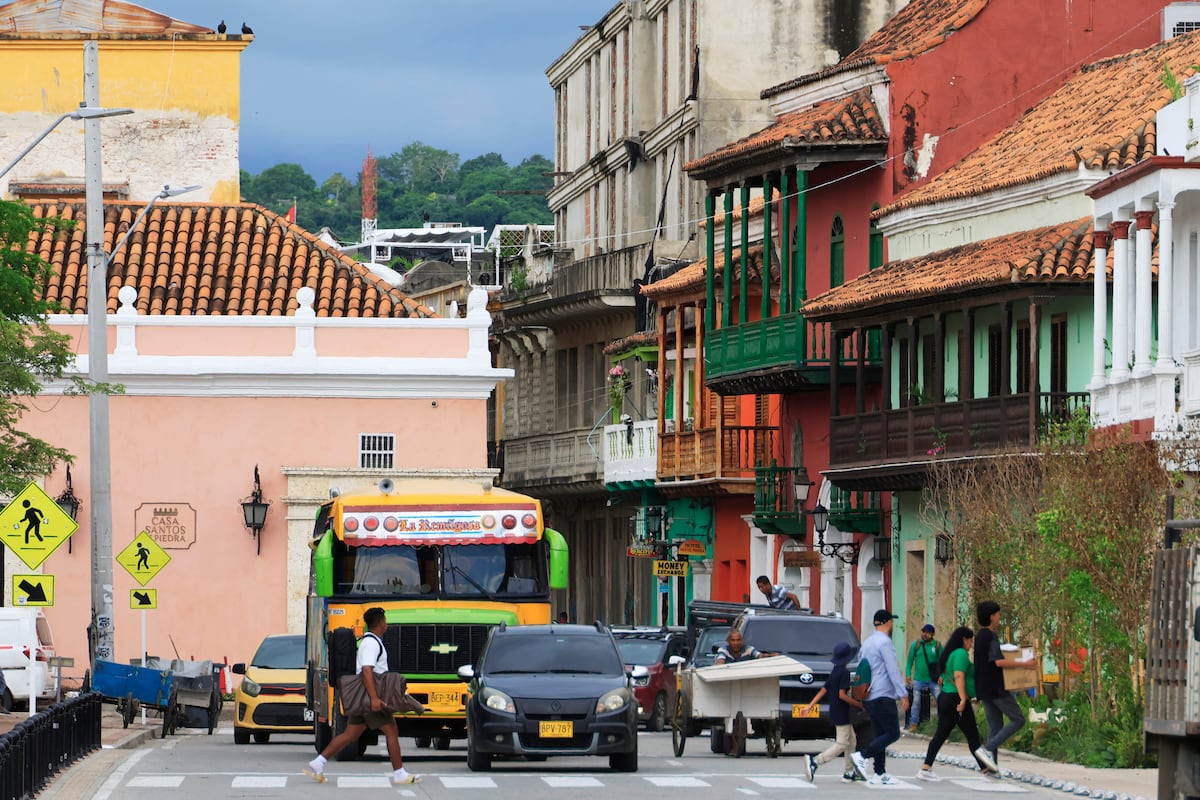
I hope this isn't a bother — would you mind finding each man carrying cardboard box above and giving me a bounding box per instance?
[972,600,1036,773]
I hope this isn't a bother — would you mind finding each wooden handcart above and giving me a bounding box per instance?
[670,655,810,758]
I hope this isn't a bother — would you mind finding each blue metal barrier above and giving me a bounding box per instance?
[0,692,102,799]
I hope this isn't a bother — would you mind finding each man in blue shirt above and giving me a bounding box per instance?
[850,610,909,785]
[755,576,800,611]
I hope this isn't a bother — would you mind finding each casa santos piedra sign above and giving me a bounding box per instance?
[133,503,196,550]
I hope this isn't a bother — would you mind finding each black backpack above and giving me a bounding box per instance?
[328,627,358,684]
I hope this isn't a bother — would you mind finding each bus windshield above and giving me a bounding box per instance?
[333,540,547,598]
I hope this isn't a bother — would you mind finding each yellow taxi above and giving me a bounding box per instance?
[232,634,311,744]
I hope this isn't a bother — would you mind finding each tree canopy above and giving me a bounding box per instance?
[240,143,554,242]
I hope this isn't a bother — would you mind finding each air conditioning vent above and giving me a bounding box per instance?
[1164,2,1200,39]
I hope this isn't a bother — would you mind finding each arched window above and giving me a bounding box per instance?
[830,215,845,288]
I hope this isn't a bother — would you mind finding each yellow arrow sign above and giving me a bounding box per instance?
[0,482,78,569]
[130,588,158,609]
[12,574,54,606]
[116,531,171,586]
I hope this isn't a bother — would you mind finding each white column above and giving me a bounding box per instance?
[1091,226,1110,388]
[1110,219,1132,382]
[1156,201,1176,370]
[1134,208,1155,377]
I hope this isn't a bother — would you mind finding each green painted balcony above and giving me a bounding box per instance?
[752,463,807,538]
[827,486,883,534]
[705,312,881,396]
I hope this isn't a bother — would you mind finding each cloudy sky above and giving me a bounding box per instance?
[148,1,615,184]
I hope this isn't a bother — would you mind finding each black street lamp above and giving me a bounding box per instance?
[813,502,860,566]
[54,465,81,554]
[240,465,270,555]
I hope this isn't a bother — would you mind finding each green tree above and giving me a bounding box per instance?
[0,201,110,494]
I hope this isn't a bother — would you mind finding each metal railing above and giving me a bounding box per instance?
[0,691,102,799]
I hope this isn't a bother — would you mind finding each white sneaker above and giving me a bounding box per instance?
[867,772,897,785]
[303,761,326,784]
[849,751,870,779]
[974,746,999,772]
[392,769,421,784]
[916,768,940,781]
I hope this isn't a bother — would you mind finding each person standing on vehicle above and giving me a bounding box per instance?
[904,623,941,731]
[305,607,420,785]
[973,600,1035,772]
[798,641,863,783]
[916,626,993,781]
[755,576,801,611]
[850,610,909,785]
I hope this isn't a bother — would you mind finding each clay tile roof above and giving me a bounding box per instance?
[686,88,887,175]
[639,246,766,302]
[802,217,1107,318]
[760,0,988,98]
[604,331,658,356]
[882,31,1200,216]
[31,201,435,317]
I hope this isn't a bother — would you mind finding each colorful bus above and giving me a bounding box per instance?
[304,477,568,756]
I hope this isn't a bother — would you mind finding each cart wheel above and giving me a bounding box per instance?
[81,669,90,693]
[162,688,179,738]
[765,720,781,758]
[121,693,134,728]
[728,712,747,758]
[671,691,688,757]
[207,690,220,735]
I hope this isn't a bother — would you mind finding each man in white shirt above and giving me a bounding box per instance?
[850,610,909,785]
[306,607,419,785]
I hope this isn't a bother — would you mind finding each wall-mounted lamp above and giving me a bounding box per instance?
[874,536,893,565]
[812,502,860,566]
[240,465,270,555]
[644,505,666,540]
[793,467,814,509]
[934,534,952,566]
[54,464,81,554]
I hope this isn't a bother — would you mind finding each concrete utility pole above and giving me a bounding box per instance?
[83,40,116,666]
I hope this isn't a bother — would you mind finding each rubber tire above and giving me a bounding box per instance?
[648,693,667,732]
[709,725,726,754]
[207,690,220,735]
[729,712,747,758]
[414,736,432,748]
[434,735,451,751]
[466,737,491,772]
[233,726,251,745]
[610,746,638,772]
[314,721,333,754]
[253,732,270,744]
[1,689,14,713]
[765,720,781,758]
[161,689,179,738]
[121,693,134,728]
[671,692,687,757]
[81,669,90,693]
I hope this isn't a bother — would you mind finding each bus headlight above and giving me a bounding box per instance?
[596,689,630,713]
[481,687,515,714]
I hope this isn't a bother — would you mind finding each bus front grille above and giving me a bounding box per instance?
[383,624,493,675]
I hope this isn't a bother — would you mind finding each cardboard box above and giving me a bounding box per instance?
[1002,646,1039,691]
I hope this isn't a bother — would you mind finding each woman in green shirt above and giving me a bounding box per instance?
[917,626,996,781]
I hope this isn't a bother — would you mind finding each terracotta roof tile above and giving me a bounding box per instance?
[802,218,1111,318]
[31,201,435,318]
[639,246,766,302]
[882,32,1200,215]
[686,88,887,174]
[760,0,989,98]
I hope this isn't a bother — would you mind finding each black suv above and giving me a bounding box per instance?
[610,627,688,731]
[459,623,644,771]
[731,609,860,742]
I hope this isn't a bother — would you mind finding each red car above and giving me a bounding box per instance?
[612,628,688,731]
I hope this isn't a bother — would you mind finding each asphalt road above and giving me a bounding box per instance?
[83,725,1114,799]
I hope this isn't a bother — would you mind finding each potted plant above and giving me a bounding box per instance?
[608,365,630,421]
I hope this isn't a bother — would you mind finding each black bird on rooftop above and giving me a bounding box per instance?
[241,22,253,35]
[217,20,226,34]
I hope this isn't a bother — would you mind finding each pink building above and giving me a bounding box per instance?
[21,200,508,674]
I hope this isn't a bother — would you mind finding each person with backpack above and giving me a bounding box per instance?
[904,623,941,731]
[305,607,420,785]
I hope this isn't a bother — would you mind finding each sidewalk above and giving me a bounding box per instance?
[886,729,1155,798]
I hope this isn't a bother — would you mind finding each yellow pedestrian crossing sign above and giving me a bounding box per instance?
[116,531,171,586]
[0,482,78,569]
[130,589,157,609]
[13,575,54,606]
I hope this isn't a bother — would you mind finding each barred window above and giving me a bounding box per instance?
[359,434,395,469]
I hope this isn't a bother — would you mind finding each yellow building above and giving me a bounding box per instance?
[0,0,251,203]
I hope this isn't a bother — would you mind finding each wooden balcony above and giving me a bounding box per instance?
[752,463,807,537]
[828,486,883,534]
[827,392,1090,490]
[657,424,778,495]
[602,418,658,488]
[705,312,881,395]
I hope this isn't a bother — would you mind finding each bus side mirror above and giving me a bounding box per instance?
[314,532,334,597]
[545,528,568,590]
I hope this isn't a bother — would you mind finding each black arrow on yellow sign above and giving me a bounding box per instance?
[17,579,46,603]
[132,591,154,607]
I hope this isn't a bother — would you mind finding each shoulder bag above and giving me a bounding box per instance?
[923,643,943,682]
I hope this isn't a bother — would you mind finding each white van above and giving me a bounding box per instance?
[0,608,56,708]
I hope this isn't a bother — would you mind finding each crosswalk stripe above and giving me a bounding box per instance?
[543,776,605,787]
[232,776,287,788]
[644,776,710,787]
[335,776,391,788]
[747,777,815,788]
[949,778,1028,793]
[126,776,184,788]
[440,776,498,788]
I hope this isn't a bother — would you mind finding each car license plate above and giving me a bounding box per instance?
[792,704,820,718]
[430,691,459,706]
[539,720,573,738]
